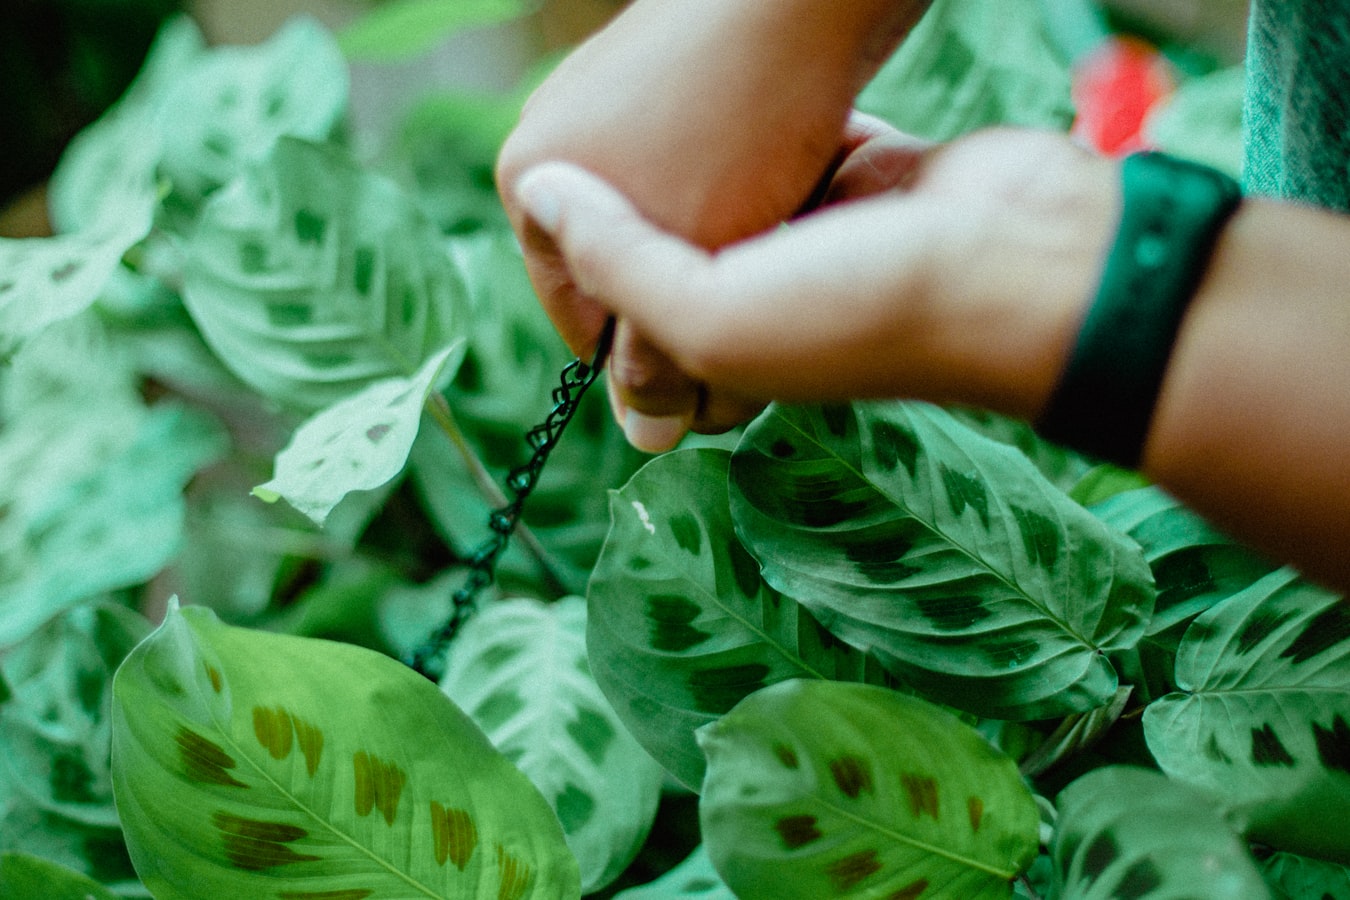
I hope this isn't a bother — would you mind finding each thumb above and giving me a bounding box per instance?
[512,162,716,342]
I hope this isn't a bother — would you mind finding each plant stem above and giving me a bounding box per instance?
[424,392,568,597]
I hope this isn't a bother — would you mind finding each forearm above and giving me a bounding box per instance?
[1143,198,1350,587]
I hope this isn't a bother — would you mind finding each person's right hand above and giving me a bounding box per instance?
[496,0,926,450]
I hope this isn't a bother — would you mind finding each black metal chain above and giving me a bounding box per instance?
[407,317,616,681]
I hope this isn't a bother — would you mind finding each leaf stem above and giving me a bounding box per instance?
[423,392,567,596]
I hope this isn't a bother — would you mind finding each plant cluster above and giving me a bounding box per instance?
[0,1,1348,898]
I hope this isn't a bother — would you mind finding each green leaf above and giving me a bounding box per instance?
[946,407,1091,494]
[254,341,465,525]
[857,0,1073,140]
[1260,851,1350,899]
[728,402,1155,719]
[0,851,120,900]
[183,137,470,409]
[158,17,348,208]
[611,844,734,900]
[1143,568,1350,864]
[697,679,1039,899]
[0,203,155,356]
[1067,465,1150,507]
[441,596,663,894]
[588,448,894,790]
[340,0,531,63]
[111,602,579,899]
[1091,487,1276,649]
[47,15,206,234]
[1052,767,1271,899]
[0,604,151,828]
[0,403,225,647]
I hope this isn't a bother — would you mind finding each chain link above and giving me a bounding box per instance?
[407,318,616,681]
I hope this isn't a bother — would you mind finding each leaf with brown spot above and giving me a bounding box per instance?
[112,602,578,898]
[698,680,1038,900]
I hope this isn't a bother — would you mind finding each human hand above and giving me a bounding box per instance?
[496,0,926,450]
[513,127,1120,428]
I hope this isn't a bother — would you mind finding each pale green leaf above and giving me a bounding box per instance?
[441,596,663,894]
[611,844,734,900]
[697,679,1039,899]
[0,200,155,356]
[857,0,1073,140]
[1052,767,1270,899]
[729,403,1155,720]
[111,602,579,899]
[0,851,120,900]
[589,449,895,790]
[158,17,348,208]
[0,604,151,828]
[183,137,469,409]
[1143,568,1350,864]
[0,404,225,648]
[1260,851,1350,899]
[1146,65,1246,180]
[47,15,206,234]
[254,342,464,525]
[340,0,532,62]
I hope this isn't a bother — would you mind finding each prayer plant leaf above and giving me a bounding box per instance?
[1259,851,1350,899]
[339,0,531,62]
[1052,767,1270,899]
[857,0,1073,140]
[183,137,469,410]
[158,17,348,209]
[728,402,1155,720]
[610,844,734,900]
[588,448,897,790]
[1143,568,1350,864]
[253,341,464,525]
[111,602,579,900]
[0,402,225,648]
[0,187,156,356]
[0,852,120,900]
[0,603,151,829]
[440,595,663,894]
[696,679,1039,900]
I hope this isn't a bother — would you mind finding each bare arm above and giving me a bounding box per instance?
[512,127,1350,593]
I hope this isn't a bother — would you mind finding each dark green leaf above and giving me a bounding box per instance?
[698,680,1039,899]
[729,403,1155,719]
[1260,851,1350,899]
[589,449,894,790]
[1143,569,1350,864]
[1053,767,1270,899]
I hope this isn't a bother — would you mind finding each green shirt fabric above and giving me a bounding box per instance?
[1244,0,1350,211]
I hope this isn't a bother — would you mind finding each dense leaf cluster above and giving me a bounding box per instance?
[1,1,1348,898]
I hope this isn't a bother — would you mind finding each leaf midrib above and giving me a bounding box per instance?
[776,409,1095,649]
[210,704,448,899]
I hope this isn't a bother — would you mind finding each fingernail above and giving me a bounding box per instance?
[623,411,688,454]
[516,171,562,232]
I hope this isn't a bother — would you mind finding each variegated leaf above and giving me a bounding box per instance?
[1052,767,1270,899]
[729,402,1155,719]
[440,596,663,894]
[611,844,734,900]
[112,602,578,899]
[588,448,896,790]
[698,679,1039,899]
[182,137,468,409]
[1143,568,1350,864]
